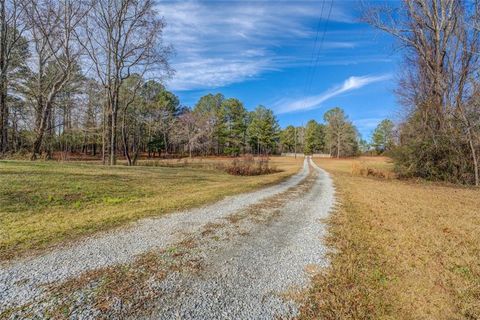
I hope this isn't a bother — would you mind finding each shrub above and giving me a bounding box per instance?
[223,154,279,176]
[351,161,396,179]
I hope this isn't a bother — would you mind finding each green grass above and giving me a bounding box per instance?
[0,157,302,261]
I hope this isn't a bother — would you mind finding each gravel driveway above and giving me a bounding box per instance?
[0,157,335,319]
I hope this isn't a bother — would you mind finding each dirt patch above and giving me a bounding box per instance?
[200,222,226,236]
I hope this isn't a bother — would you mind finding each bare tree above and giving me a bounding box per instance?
[364,0,480,185]
[80,0,171,165]
[119,74,143,166]
[81,78,102,156]
[173,110,213,158]
[23,0,87,160]
[324,107,358,158]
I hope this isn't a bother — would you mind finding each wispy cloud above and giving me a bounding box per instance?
[166,58,276,91]
[156,1,357,91]
[275,74,392,114]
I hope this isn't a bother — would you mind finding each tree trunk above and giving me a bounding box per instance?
[12,111,17,152]
[102,98,107,164]
[467,132,479,187]
[336,134,340,158]
[109,99,117,165]
[121,109,132,166]
[31,103,51,160]
[132,132,140,166]
[163,132,168,155]
[0,0,7,154]
[0,87,7,154]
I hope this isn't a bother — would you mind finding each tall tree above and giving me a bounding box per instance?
[0,0,27,154]
[155,88,179,155]
[194,93,224,154]
[222,98,247,156]
[280,125,296,153]
[324,107,358,158]
[81,0,171,165]
[82,78,102,156]
[173,109,213,158]
[119,74,144,165]
[372,119,395,154]
[24,0,87,160]
[364,0,480,185]
[303,119,325,155]
[247,105,279,155]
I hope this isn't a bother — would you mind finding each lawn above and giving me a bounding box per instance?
[0,156,302,261]
[301,157,480,319]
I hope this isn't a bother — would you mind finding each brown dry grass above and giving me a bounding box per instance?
[300,157,480,320]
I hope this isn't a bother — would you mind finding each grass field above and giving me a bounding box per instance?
[0,156,302,261]
[301,157,480,319]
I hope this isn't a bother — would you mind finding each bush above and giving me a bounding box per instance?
[223,155,279,176]
[351,161,396,179]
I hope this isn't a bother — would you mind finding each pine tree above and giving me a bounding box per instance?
[247,105,279,155]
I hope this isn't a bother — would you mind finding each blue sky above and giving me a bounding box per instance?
[156,0,401,140]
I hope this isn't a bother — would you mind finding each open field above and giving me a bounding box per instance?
[0,157,302,261]
[301,157,480,319]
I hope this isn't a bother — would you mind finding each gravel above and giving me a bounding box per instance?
[0,157,335,319]
[0,158,309,313]
[140,158,335,319]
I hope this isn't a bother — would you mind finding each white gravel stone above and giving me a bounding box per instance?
[0,158,311,313]
[139,157,335,319]
[1,158,335,319]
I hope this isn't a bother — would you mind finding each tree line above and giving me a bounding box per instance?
[280,107,361,157]
[0,0,365,164]
[5,0,474,187]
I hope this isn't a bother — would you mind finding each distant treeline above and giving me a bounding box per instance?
[0,67,368,162]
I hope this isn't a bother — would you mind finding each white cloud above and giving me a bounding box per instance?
[275,74,392,114]
[155,1,358,91]
[167,58,276,91]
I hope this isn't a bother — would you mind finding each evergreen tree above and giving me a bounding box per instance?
[372,119,395,154]
[247,105,279,155]
[303,120,325,154]
[222,98,247,156]
[280,125,296,153]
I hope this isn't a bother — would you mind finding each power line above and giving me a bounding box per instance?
[302,0,326,97]
[305,0,333,99]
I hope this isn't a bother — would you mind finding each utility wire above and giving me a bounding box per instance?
[302,0,326,98]
[305,0,333,98]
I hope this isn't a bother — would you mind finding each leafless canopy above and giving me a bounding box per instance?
[364,0,480,185]
[79,0,172,165]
